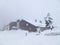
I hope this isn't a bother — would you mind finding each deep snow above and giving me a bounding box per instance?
[0,27,60,45]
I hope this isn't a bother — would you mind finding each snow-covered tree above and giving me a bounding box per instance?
[44,13,54,29]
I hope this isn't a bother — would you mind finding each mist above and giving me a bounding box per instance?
[0,0,60,29]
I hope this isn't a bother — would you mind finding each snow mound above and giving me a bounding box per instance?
[44,27,60,36]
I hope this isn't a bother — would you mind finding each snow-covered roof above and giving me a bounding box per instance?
[24,19,44,27]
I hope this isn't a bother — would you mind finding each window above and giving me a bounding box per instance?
[26,24,29,26]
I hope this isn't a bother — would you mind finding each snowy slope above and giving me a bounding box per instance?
[0,28,60,45]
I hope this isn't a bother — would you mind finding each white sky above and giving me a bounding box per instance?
[0,0,60,29]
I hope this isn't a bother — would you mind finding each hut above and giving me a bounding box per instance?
[4,19,38,32]
[20,19,38,32]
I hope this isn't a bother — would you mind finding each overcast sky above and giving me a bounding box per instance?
[0,0,60,29]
